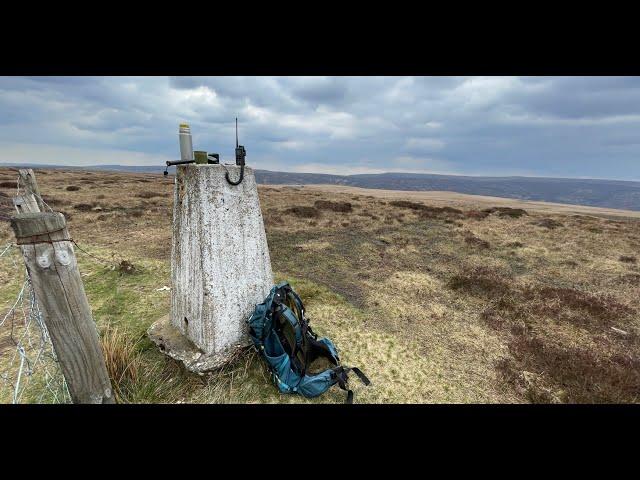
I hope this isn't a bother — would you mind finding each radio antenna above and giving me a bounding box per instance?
[226,116,246,186]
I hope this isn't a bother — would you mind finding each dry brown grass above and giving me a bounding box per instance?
[2,167,639,404]
[101,326,142,401]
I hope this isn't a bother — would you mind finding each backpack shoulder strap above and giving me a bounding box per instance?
[330,366,371,403]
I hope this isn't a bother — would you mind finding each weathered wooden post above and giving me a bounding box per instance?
[148,162,274,373]
[14,168,45,213]
[10,212,115,403]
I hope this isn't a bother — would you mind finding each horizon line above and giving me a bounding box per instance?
[0,161,638,183]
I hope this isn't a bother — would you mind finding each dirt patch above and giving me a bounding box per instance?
[0,181,16,189]
[66,186,81,191]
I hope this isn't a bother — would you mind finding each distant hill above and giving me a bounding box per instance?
[2,163,640,211]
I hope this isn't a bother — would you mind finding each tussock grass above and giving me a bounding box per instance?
[101,325,142,402]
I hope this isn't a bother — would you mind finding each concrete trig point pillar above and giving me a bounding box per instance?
[148,163,273,373]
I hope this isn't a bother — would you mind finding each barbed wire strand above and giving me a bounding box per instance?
[71,240,115,267]
[0,243,69,403]
[1,173,93,403]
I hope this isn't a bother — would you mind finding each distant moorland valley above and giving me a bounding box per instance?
[2,163,640,211]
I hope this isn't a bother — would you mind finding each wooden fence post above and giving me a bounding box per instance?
[10,212,115,404]
[14,168,45,213]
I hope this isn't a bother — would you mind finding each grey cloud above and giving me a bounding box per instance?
[0,76,639,180]
[283,77,349,105]
[502,76,640,119]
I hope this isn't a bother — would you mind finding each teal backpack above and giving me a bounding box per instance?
[248,282,370,403]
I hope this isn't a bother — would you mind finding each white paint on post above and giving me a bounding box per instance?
[168,164,273,368]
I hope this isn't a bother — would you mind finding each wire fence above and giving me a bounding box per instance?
[1,170,137,403]
[0,171,70,403]
[0,243,71,403]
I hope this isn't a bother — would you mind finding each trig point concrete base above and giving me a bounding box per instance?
[148,164,273,374]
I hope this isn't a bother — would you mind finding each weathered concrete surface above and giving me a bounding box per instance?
[148,315,250,373]
[151,164,273,371]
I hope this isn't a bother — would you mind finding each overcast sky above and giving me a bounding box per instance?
[0,76,638,179]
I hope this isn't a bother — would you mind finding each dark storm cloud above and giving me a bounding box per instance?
[0,76,639,179]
